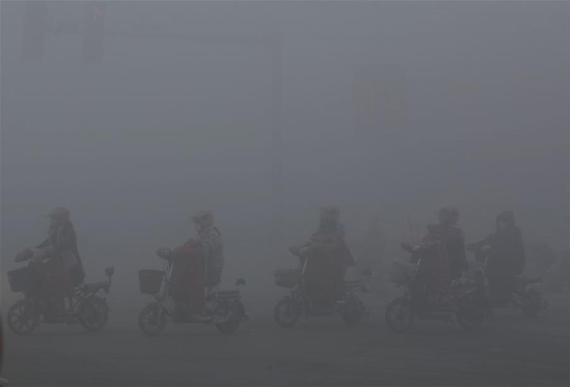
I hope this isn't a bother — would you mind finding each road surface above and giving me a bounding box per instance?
[2,296,569,386]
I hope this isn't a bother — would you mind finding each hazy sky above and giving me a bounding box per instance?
[1,1,568,290]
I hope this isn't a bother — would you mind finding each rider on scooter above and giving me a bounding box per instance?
[469,210,526,309]
[157,209,223,322]
[192,210,224,302]
[290,205,355,305]
[402,205,467,309]
[14,207,85,321]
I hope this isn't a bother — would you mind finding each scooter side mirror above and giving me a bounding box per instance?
[105,267,115,277]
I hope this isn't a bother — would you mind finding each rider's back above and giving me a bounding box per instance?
[201,227,224,287]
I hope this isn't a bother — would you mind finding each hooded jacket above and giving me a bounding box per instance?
[37,222,85,286]
[486,211,526,276]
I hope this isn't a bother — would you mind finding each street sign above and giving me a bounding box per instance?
[354,65,406,140]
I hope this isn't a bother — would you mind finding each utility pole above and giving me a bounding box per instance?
[270,36,284,248]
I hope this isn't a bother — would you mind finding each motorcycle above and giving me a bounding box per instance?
[465,243,548,317]
[273,249,370,328]
[137,249,248,337]
[6,257,114,335]
[385,245,485,333]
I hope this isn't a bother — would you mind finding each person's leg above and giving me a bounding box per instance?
[304,272,326,305]
[189,270,205,314]
[489,273,510,307]
[47,263,68,320]
[333,267,346,301]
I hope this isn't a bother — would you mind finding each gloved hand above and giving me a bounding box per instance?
[31,246,55,262]
[156,247,172,260]
[30,248,43,261]
[15,248,33,263]
[481,245,491,253]
[401,242,420,253]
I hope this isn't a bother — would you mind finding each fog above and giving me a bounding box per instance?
[1,1,568,313]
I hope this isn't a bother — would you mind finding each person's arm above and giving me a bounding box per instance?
[290,242,310,257]
[418,233,439,252]
[457,231,468,269]
[200,237,213,266]
[467,234,493,251]
[172,239,197,258]
[513,229,526,274]
[29,236,57,261]
[337,223,346,239]
[35,238,50,249]
[52,226,77,253]
[308,235,342,256]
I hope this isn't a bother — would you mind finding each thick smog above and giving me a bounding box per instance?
[0,1,568,386]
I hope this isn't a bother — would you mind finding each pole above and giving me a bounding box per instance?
[270,36,283,249]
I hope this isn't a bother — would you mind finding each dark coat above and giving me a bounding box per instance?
[483,211,526,277]
[422,224,467,279]
[37,222,85,287]
[170,239,205,312]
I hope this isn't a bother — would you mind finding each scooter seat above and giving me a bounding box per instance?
[520,276,542,285]
[84,281,108,292]
[344,280,365,291]
[344,280,364,286]
[217,290,240,296]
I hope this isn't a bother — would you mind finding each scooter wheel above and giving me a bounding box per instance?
[214,301,243,334]
[385,297,415,333]
[521,289,542,318]
[340,297,366,327]
[456,291,485,332]
[79,296,108,332]
[138,302,166,337]
[274,298,299,328]
[7,300,39,336]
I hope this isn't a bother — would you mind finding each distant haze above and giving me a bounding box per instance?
[2,2,568,304]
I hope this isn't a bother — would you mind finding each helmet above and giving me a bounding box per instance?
[47,207,70,222]
[496,210,515,228]
[191,209,214,229]
[438,205,459,225]
[320,204,340,223]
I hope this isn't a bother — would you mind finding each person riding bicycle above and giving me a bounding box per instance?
[290,205,355,305]
[469,210,526,308]
[15,207,85,321]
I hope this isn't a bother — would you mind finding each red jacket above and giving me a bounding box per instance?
[170,239,205,312]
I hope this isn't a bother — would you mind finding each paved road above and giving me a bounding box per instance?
[3,297,569,386]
